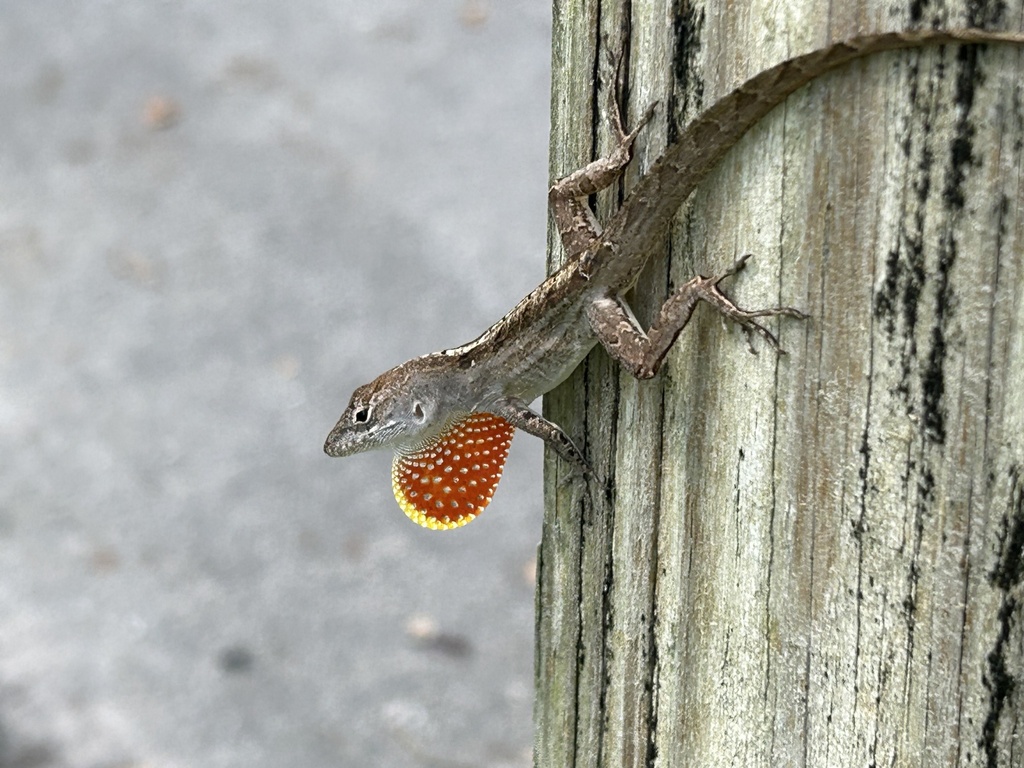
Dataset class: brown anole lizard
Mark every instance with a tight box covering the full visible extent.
[324,28,1024,530]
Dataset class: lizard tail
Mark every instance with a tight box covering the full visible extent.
[604,28,1024,260]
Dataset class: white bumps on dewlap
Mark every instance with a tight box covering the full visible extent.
[391,413,515,530]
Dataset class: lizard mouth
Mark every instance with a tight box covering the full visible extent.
[323,423,384,457]
[323,427,352,457]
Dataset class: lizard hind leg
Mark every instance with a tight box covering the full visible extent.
[587,254,808,380]
[548,99,657,204]
[548,49,657,259]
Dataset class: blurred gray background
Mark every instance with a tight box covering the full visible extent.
[0,1,553,766]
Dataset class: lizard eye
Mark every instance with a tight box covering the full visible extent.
[353,406,371,424]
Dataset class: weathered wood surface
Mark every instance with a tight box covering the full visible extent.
[537,0,1024,766]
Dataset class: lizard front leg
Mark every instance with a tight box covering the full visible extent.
[587,255,808,379]
[492,398,592,475]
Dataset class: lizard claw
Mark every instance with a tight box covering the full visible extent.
[704,254,809,355]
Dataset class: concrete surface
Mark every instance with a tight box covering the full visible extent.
[0,2,552,766]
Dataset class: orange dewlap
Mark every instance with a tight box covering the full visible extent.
[391,412,515,530]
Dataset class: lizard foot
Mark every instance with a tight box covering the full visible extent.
[691,254,808,354]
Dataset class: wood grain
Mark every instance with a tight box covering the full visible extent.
[538,0,1024,765]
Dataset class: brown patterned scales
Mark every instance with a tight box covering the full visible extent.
[325,28,1024,528]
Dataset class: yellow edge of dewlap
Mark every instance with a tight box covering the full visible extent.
[391,467,479,531]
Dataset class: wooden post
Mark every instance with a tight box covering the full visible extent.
[537,0,1024,765]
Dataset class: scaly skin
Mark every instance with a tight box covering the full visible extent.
[324,28,1024,529]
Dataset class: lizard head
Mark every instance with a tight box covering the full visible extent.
[324,358,516,530]
[323,362,440,458]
